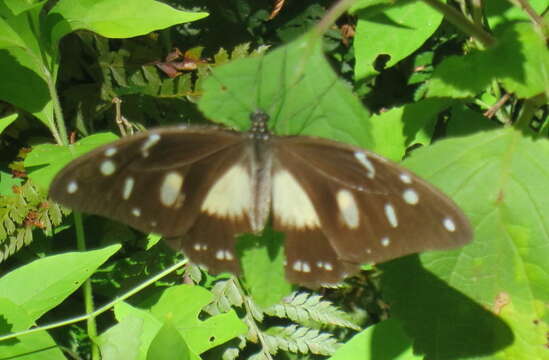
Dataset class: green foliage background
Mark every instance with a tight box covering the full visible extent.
[0,0,547,359]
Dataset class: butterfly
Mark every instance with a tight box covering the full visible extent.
[49,110,473,287]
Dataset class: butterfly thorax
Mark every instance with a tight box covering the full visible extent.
[248,110,272,141]
[246,110,274,233]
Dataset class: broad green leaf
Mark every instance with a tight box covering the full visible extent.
[369,108,407,161]
[1,0,45,16]
[485,0,547,28]
[0,113,17,135]
[47,0,208,45]
[0,298,65,359]
[0,170,23,196]
[329,318,419,360]
[428,23,549,99]
[0,18,26,48]
[0,244,121,320]
[447,104,500,137]
[150,285,247,354]
[487,23,549,98]
[146,321,193,360]
[238,229,291,308]
[110,285,247,358]
[381,128,548,359]
[353,1,442,79]
[199,32,374,150]
[349,0,399,14]
[25,132,118,189]
[99,315,143,360]
[0,4,55,131]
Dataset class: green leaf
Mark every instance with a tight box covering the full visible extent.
[0,4,56,130]
[381,128,548,358]
[238,229,292,308]
[0,243,121,320]
[329,318,419,360]
[25,132,118,189]
[98,315,144,360]
[485,0,547,28]
[0,113,17,135]
[0,18,26,48]
[353,1,442,79]
[1,0,45,16]
[47,0,208,45]
[0,170,22,196]
[108,285,247,358]
[0,298,65,359]
[199,32,374,150]
[147,321,193,360]
[447,104,500,137]
[428,23,549,99]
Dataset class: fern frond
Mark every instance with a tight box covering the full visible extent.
[204,278,244,315]
[265,324,340,356]
[265,291,360,330]
[0,180,69,262]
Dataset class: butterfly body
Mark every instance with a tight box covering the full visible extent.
[50,111,472,287]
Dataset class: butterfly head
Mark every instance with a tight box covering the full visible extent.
[248,110,272,141]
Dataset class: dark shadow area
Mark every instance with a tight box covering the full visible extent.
[377,255,514,359]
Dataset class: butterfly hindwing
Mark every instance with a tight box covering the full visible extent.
[271,135,472,284]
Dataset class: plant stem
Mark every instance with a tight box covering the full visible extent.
[312,0,355,38]
[421,0,496,48]
[73,212,99,360]
[0,258,188,342]
[43,66,68,146]
[234,278,273,360]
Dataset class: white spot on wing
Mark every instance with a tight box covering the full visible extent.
[160,172,184,207]
[403,188,419,205]
[302,262,311,273]
[273,170,320,229]
[67,181,78,194]
[202,165,251,218]
[100,160,116,176]
[141,133,161,158]
[381,236,390,247]
[104,147,117,157]
[400,173,412,184]
[324,262,333,271]
[122,177,135,200]
[336,189,360,229]
[292,260,303,272]
[354,152,375,179]
[384,203,398,228]
[215,249,233,261]
[443,217,456,232]
[132,208,141,217]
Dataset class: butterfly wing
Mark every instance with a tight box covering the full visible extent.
[271,136,472,286]
[49,127,254,274]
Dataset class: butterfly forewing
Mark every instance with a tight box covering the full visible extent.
[271,136,472,286]
[50,127,256,274]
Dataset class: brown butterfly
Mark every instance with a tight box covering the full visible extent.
[49,110,472,287]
